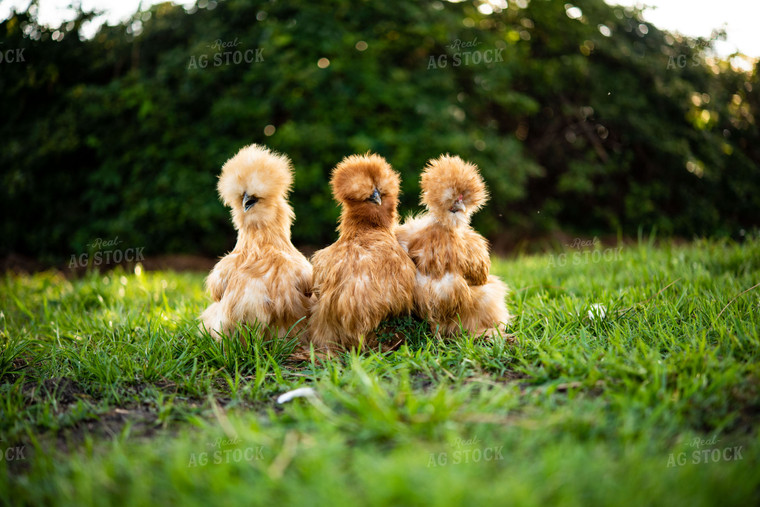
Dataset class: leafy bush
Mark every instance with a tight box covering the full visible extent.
[1,0,758,262]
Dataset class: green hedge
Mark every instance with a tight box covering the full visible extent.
[1,0,758,262]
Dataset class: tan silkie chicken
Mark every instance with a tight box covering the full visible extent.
[308,153,416,350]
[396,155,512,338]
[200,144,312,341]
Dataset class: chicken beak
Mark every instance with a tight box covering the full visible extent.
[242,192,258,212]
[450,197,465,213]
[369,187,382,205]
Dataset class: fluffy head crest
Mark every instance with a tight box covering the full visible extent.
[217,144,294,230]
[331,153,401,231]
[331,153,400,204]
[218,144,293,206]
[420,155,488,221]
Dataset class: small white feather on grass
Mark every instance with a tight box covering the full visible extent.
[588,304,607,321]
[277,387,316,404]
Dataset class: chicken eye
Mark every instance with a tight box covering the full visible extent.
[242,192,259,212]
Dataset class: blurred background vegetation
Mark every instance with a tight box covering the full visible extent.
[1,0,758,264]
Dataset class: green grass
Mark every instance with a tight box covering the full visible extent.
[1,237,759,506]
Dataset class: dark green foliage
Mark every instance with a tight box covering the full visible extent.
[1,0,758,262]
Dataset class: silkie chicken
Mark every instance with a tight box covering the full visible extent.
[396,155,512,338]
[200,144,312,341]
[308,153,416,350]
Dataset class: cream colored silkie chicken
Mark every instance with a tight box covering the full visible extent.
[396,155,512,338]
[200,144,312,341]
[308,153,416,351]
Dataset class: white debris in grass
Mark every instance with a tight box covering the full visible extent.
[277,387,316,404]
[588,304,607,321]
